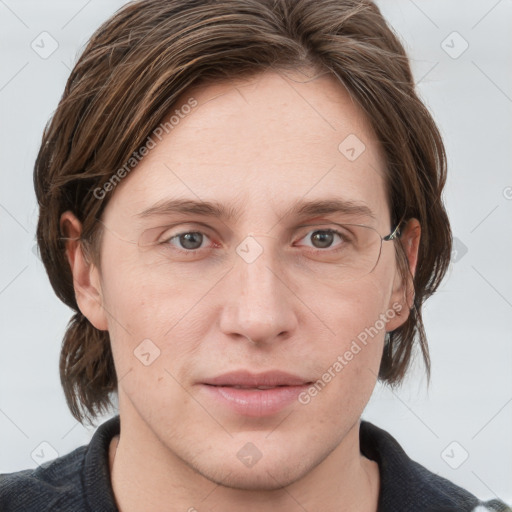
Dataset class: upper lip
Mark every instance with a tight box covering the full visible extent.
[202,370,311,388]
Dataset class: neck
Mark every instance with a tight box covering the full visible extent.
[110,429,379,512]
[108,412,379,512]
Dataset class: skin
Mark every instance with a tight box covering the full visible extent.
[61,69,420,512]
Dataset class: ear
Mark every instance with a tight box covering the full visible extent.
[60,211,108,331]
[386,218,421,331]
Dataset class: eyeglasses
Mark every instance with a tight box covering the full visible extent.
[93,218,403,283]
[284,221,402,281]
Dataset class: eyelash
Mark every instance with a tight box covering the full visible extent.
[160,228,347,256]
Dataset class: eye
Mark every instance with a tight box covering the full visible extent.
[297,228,345,250]
[165,231,211,252]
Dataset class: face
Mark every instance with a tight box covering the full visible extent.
[66,70,414,490]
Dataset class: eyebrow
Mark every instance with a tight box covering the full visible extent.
[136,197,375,222]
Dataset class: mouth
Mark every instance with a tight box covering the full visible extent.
[215,385,289,390]
[200,371,313,417]
[202,370,311,387]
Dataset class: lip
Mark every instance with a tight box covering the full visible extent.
[200,370,312,417]
[202,370,310,387]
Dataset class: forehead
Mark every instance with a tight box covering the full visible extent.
[103,69,390,229]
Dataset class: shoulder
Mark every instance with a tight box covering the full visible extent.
[0,445,88,511]
[0,415,120,512]
[360,420,511,512]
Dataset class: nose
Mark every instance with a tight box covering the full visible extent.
[218,234,298,345]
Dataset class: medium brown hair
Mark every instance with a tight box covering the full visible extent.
[34,0,451,425]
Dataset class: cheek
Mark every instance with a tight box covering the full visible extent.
[100,264,206,413]
[315,267,393,338]
[100,254,215,377]
[102,240,227,321]
[298,273,395,403]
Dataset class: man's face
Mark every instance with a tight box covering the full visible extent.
[89,70,407,489]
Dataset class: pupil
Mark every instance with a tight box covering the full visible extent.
[312,231,333,248]
[180,232,202,249]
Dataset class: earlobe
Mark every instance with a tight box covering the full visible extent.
[386,218,421,331]
[60,211,108,331]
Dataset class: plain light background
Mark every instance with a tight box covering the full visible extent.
[0,0,511,504]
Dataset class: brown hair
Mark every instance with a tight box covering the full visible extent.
[34,0,451,425]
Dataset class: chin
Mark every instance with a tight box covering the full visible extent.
[185,440,319,492]
[197,460,310,492]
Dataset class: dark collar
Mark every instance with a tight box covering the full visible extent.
[359,420,479,511]
[83,415,120,512]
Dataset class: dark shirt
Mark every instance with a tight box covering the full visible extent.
[1,415,510,511]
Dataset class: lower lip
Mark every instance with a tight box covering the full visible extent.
[200,384,309,417]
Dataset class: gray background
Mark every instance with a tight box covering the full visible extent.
[0,0,511,503]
